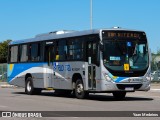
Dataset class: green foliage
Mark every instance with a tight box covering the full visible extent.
[151,48,160,71]
[0,40,12,63]
[157,48,160,55]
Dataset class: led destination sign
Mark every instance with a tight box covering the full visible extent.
[102,31,146,39]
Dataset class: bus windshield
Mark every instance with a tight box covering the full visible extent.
[102,31,149,76]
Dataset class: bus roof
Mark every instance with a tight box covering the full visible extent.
[10,28,144,45]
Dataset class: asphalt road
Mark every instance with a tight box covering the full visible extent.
[0,84,160,120]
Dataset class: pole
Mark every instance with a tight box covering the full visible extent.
[90,0,93,30]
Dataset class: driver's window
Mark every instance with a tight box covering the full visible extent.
[138,44,146,56]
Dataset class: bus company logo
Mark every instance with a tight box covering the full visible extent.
[8,64,14,77]
[53,62,71,71]
[53,62,57,70]
[9,64,14,71]
[128,79,132,82]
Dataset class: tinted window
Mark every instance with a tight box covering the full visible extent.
[20,45,28,62]
[56,40,67,61]
[30,43,42,61]
[68,38,84,60]
[10,46,18,62]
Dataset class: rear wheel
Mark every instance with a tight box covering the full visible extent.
[25,77,41,95]
[112,91,126,100]
[75,79,88,99]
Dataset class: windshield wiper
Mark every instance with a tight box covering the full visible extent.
[133,44,137,55]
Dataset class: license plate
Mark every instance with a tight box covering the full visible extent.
[125,87,134,91]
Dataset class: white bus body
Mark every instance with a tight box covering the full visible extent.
[8,28,151,99]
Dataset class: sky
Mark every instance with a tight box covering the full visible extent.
[0,0,160,53]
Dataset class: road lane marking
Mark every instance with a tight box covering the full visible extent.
[150,95,160,99]
[151,89,160,91]
[0,105,7,108]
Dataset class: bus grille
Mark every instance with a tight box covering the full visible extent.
[116,84,142,90]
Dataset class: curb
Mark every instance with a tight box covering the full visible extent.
[0,84,15,88]
[150,89,160,91]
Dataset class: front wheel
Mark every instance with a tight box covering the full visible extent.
[75,79,88,99]
[112,91,126,100]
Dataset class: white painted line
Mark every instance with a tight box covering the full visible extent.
[0,105,7,108]
[151,89,160,91]
[150,95,160,99]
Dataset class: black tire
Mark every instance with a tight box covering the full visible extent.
[112,91,126,100]
[75,79,88,99]
[25,77,41,95]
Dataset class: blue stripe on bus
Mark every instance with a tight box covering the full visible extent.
[7,63,45,82]
[115,77,128,83]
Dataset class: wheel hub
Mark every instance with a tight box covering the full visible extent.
[77,84,83,93]
[27,81,31,92]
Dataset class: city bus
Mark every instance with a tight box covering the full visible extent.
[7,28,151,100]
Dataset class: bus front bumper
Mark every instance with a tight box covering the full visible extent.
[97,80,150,92]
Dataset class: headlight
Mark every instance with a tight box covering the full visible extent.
[144,73,151,82]
[103,73,112,82]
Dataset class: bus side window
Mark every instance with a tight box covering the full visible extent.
[30,43,42,62]
[56,40,67,61]
[68,38,83,60]
[10,46,18,63]
[86,36,99,65]
[68,41,73,60]
[20,44,28,62]
[92,43,97,64]
[55,48,59,60]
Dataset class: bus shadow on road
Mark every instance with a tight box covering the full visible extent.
[87,94,154,101]
[12,91,154,101]
[40,92,154,101]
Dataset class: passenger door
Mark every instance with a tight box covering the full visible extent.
[87,41,97,90]
[45,44,54,88]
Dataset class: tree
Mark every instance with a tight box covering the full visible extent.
[157,48,160,55]
[0,40,12,63]
[151,48,160,71]
[151,53,157,71]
